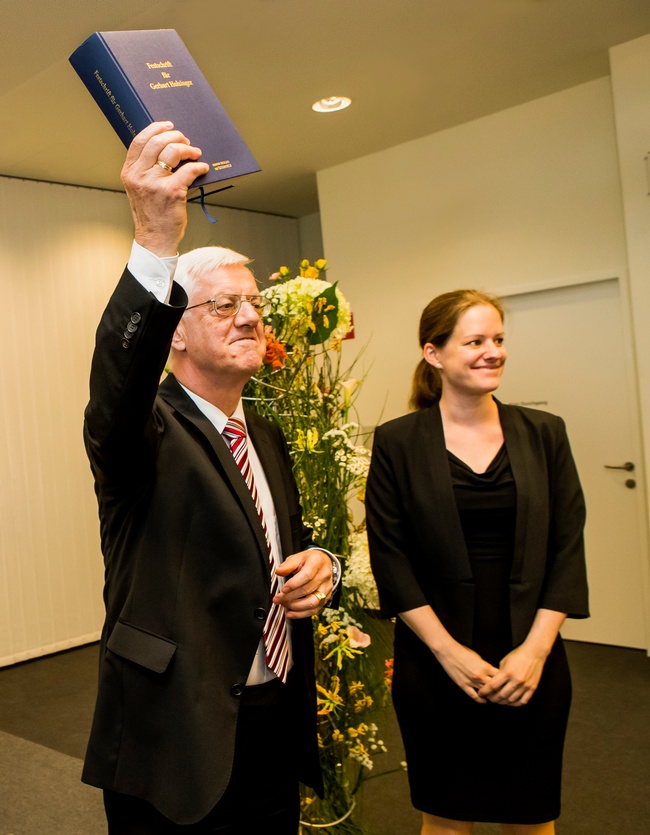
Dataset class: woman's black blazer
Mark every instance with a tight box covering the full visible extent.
[366,400,589,648]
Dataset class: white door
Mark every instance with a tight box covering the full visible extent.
[496,278,649,649]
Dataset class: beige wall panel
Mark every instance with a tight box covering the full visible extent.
[317,77,628,424]
[0,177,300,665]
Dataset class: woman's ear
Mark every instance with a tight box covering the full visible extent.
[423,342,442,369]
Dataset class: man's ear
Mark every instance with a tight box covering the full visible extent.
[423,342,441,368]
[171,324,186,353]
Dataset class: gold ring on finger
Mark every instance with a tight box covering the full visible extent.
[155,159,173,173]
[313,590,327,604]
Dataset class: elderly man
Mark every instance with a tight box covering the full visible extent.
[82,122,337,833]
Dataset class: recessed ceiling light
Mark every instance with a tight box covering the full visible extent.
[312,96,352,113]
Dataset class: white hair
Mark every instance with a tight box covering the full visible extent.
[175,246,253,303]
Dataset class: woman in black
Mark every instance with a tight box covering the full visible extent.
[366,290,589,834]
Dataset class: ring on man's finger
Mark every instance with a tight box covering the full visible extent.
[313,590,327,605]
[155,159,173,173]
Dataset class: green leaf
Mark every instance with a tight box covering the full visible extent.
[308,282,340,345]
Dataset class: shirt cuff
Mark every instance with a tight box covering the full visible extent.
[128,240,179,304]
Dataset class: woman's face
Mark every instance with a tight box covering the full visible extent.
[424,304,506,397]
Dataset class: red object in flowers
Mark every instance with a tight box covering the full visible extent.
[264,333,288,369]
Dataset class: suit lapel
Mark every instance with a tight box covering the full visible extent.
[496,399,531,583]
[157,374,270,563]
[422,406,473,580]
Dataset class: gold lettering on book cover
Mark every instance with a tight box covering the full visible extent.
[145,59,194,90]
[93,70,136,137]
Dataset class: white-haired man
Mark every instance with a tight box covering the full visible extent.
[82,122,337,833]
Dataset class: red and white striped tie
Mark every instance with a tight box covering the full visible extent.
[222,417,289,683]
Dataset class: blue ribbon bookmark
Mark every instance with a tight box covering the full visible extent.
[188,184,236,224]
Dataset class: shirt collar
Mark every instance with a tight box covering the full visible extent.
[178,384,246,435]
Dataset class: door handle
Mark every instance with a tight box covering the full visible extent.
[604,462,635,472]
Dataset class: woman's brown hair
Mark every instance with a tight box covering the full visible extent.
[410,289,504,410]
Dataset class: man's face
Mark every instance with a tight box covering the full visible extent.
[173,265,265,388]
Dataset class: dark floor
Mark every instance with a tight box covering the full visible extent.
[0,639,648,833]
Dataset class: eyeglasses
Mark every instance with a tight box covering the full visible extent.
[185,294,271,319]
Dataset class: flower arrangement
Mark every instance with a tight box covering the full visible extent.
[245,259,366,560]
[244,259,398,833]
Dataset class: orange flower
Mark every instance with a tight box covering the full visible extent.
[264,332,288,369]
[384,658,394,687]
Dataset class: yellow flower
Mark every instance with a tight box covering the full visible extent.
[347,723,368,739]
[332,729,345,743]
[317,733,324,748]
[349,681,365,695]
[297,258,328,279]
[354,694,374,713]
[294,428,321,453]
[279,265,291,278]
[349,742,371,760]
[317,623,329,637]
[316,676,344,715]
[322,632,363,669]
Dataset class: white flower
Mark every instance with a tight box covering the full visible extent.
[345,447,371,477]
[262,277,352,341]
[340,378,360,409]
[322,606,363,629]
[343,529,379,610]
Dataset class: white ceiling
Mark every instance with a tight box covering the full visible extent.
[3,0,650,217]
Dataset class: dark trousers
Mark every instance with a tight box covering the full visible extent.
[104,679,300,834]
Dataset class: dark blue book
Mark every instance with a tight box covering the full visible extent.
[69,29,261,191]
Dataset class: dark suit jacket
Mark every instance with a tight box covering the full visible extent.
[366,401,589,650]
[81,268,322,824]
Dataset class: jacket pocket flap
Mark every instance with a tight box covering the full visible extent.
[107,621,177,674]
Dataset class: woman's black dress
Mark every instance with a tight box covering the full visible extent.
[392,445,571,824]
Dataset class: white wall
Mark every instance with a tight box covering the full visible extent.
[0,176,301,666]
[609,33,650,633]
[317,77,628,424]
[298,212,325,264]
